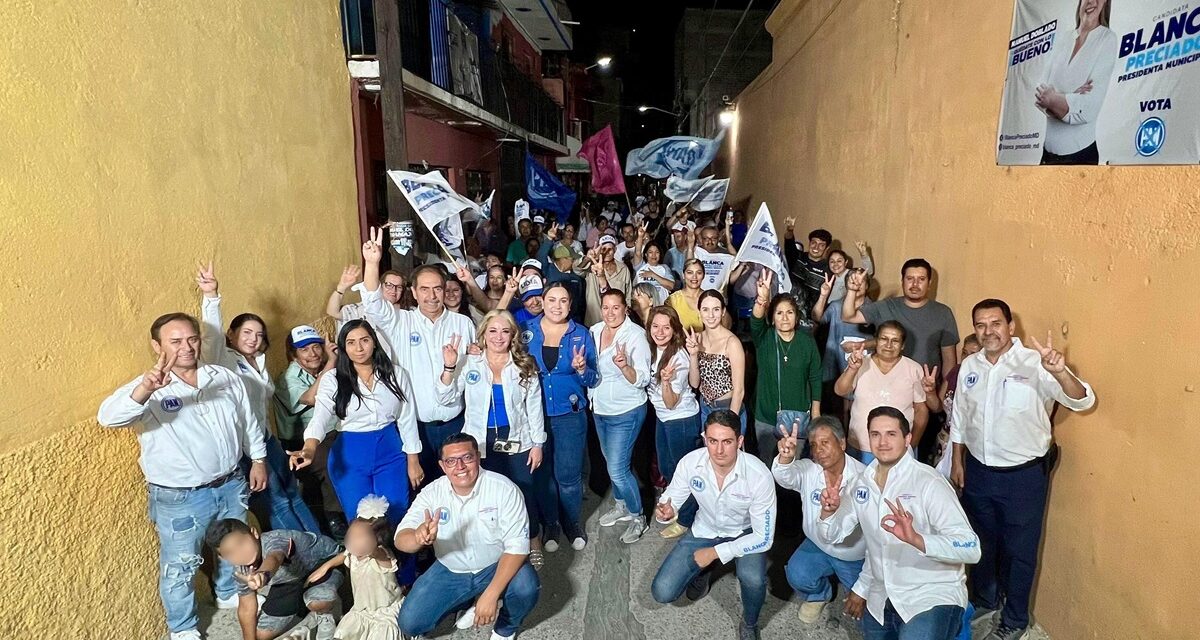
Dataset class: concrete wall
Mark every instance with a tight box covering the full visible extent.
[0,1,358,636]
[725,1,1194,638]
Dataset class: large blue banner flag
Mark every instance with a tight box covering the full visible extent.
[625,129,726,179]
[525,153,577,223]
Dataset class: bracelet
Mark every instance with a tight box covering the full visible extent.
[335,290,345,296]
[443,365,455,371]
[252,458,266,465]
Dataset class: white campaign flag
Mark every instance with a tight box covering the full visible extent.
[733,203,791,293]
[387,170,480,230]
[514,198,531,223]
[479,189,495,220]
[664,175,729,211]
[693,246,735,291]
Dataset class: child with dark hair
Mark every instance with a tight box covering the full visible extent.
[307,496,404,640]
[204,519,343,639]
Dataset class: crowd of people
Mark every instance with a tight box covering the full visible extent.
[99,194,1096,640]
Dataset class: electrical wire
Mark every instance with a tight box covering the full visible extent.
[678,0,757,130]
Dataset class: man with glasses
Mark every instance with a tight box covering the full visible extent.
[396,433,540,640]
[325,265,408,358]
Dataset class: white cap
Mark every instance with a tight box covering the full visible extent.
[288,325,324,348]
[599,234,618,247]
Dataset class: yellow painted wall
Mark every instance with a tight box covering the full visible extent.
[725,1,1195,638]
[0,1,359,637]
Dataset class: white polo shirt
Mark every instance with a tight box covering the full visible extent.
[399,469,529,574]
[659,448,777,565]
[772,453,868,563]
[98,364,268,488]
[949,338,1096,467]
[648,350,699,422]
[818,453,980,624]
[200,295,274,439]
[362,285,475,423]
[589,316,652,416]
[303,369,421,455]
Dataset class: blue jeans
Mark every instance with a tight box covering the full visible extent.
[398,560,541,637]
[785,538,864,602]
[328,427,414,584]
[148,474,249,632]
[651,530,768,627]
[549,410,587,539]
[862,601,963,640]
[698,401,747,435]
[418,414,465,482]
[655,413,701,527]
[242,436,321,533]
[594,404,647,516]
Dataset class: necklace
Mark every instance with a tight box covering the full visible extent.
[778,334,796,363]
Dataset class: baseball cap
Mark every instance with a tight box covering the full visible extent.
[599,234,618,247]
[288,325,324,349]
[520,258,543,272]
[518,274,545,301]
[550,245,572,260]
[533,214,546,225]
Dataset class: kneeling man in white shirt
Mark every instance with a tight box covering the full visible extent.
[395,433,540,640]
[819,406,980,640]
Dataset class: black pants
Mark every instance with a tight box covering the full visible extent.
[1040,142,1099,165]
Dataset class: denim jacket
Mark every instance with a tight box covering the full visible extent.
[524,317,599,417]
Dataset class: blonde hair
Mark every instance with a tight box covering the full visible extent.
[475,310,539,387]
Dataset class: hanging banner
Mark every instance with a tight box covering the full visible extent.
[732,203,791,293]
[693,246,735,291]
[525,153,577,224]
[578,125,627,194]
[664,175,730,211]
[997,1,1200,165]
[387,170,480,228]
[626,130,726,179]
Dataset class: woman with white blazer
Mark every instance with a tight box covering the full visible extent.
[438,309,551,567]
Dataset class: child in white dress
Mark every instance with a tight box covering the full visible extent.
[306,496,404,640]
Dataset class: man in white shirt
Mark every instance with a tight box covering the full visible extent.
[614,222,638,266]
[396,433,540,640]
[651,410,777,640]
[98,312,269,640]
[361,227,475,482]
[949,299,1096,640]
[819,406,980,640]
[771,416,869,625]
[324,263,403,357]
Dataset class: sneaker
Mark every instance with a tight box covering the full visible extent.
[215,593,239,609]
[984,623,1028,640]
[314,612,337,640]
[571,536,587,551]
[738,621,761,640]
[455,606,477,630]
[660,521,688,539]
[490,632,515,640]
[170,631,202,640]
[544,538,560,553]
[619,516,647,544]
[598,504,633,527]
[685,571,711,601]
[798,600,827,623]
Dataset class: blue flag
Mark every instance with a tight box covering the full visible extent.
[525,153,577,224]
[625,129,726,179]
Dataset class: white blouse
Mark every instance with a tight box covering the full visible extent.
[1041,26,1119,155]
[303,369,421,455]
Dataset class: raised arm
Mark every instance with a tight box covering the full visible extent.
[833,345,864,398]
[195,261,225,365]
[327,265,361,320]
[840,270,868,324]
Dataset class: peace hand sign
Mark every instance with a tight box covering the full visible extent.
[881,498,922,548]
[612,342,629,369]
[819,272,834,298]
[854,240,868,255]
[637,223,648,242]
[571,345,587,374]
[195,260,218,296]
[338,264,362,290]
[362,226,384,264]
[1028,331,1066,374]
[504,268,520,293]
[684,328,702,355]
[139,350,178,394]
[846,343,865,370]
[442,334,462,369]
[546,222,560,241]
[819,484,841,516]
[846,269,866,292]
[776,421,802,464]
[920,364,940,395]
[755,270,773,301]
[416,509,441,546]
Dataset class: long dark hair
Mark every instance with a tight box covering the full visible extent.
[646,305,685,382]
[334,320,406,419]
[225,313,270,353]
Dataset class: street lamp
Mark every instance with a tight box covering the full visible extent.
[718,106,737,127]
[638,105,680,116]
[585,56,613,71]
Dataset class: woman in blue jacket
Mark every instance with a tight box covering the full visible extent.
[525,281,599,551]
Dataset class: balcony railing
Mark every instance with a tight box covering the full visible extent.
[341,0,565,145]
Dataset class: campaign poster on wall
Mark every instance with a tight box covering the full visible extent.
[997,0,1200,165]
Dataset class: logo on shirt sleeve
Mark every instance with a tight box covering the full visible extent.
[809,489,822,506]
[964,372,979,389]
[690,476,706,492]
[854,487,869,504]
[160,397,183,413]
[520,330,534,345]
[439,509,450,524]
[409,332,422,346]
[466,371,482,385]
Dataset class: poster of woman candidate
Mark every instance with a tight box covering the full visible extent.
[997,0,1200,165]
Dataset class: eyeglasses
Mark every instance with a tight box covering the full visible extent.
[442,453,477,468]
[383,282,404,291]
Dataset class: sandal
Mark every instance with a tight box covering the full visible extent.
[529,548,546,571]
